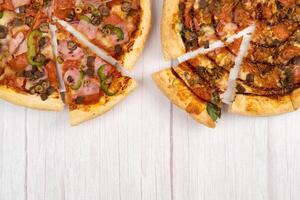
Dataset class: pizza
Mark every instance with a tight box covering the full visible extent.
[161,0,299,60]
[52,0,151,71]
[56,24,137,125]
[0,10,64,111]
[0,0,149,125]
[153,39,242,128]
[156,0,299,128]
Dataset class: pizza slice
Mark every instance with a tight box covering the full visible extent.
[162,0,255,60]
[56,24,137,125]
[153,39,242,128]
[0,15,64,110]
[230,23,300,116]
[52,0,151,71]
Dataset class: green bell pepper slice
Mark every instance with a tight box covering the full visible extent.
[27,29,44,67]
[97,64,117,96]
[70,70,84,90]
[103,24,124,41]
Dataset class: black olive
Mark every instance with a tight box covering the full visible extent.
[0,25,8,39]
[16,70,24,77]
[34,54,46,64]
[67,41,78,51]
[98,5,110,17]
[25,16,34,26]
[65,9,75,22]
[86,56,95,68]
[31,65,38,73]
[18,6,26,13]
[39,23,49,33]
[291,56,300,65]
[35,84,44,93]
[101,26,111,36]
[12,18,23,26]
[91,16,102,26]
[40,93,48,101]
[29,87,36,94]
[199,0,207,9]
[39,37,47,49]
[85,68,94,77]
[246,73,254,83]
[24,70,33,78]
[0,11,3,19]
[115,44,122,55]
[34,70,44,79]
[75,96,84,104]
[236,84,246,94]
[203,41,210,49]
[46,86,54,95]
[67,75,74,84]
[121,1,132,12]
[41,80,50,89]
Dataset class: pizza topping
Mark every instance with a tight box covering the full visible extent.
[0,11,3,19]
[77,19,97,40]
[64,68,84,90]
[121,1,132,13]
[58,40,84,60]
[26,29,45,67]
[11,0,30,9]
[97,64,117,96]
[101,24,124,41]
[67,41,78,51]
[0,25,8,39]
[9,31,24,54]
[98,4,110,17]
[206,103,221,122]
[65,9,76,22]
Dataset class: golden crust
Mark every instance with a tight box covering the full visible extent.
[229,94,295,116]
[152,69,216,128]
[291,88,300,110]
[0,85,64,111]
[161,0,186,60]
[121,0,151,71]
[69,78,137,126]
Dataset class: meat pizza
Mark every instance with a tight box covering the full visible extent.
[56,24,137,125]
[156,0,299,128]
[153,39,242,128]
[52,0,151,71]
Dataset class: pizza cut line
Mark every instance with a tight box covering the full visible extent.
[0,0,150,125]
[155,0,300,128]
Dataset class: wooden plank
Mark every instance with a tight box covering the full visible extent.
[0,102,26,200]
[268,111,300,200]
[172,110,269,200]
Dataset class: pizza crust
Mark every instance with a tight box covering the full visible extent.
[69,78,137,126]
[291,87,300,110]
[121,0,151,71]
[152,69,216,128]
[0,85,64,111]
[161,0,186,60]
[229,94,295,116]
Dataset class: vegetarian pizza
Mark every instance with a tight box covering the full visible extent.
[156,0,299,128]
[0,0,150,125]
[52,0,151,70]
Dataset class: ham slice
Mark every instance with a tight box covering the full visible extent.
[76,78,100,96]
[77,20,97,40]
[64,68,82,86]
[58,41,84,61]
[15,39,27,56]
[9,32,24,54]
[11,0,30,8]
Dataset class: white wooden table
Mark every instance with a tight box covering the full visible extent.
[1,1,300,200]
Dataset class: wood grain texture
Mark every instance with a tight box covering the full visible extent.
[1,1,300,200]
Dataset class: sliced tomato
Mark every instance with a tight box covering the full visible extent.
[8,53,28,71]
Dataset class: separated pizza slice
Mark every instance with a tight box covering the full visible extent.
[56,24,137,126]
[53,0,151,71]
[0,15,64,110]
[152,68,216,128]
[153,39,242,128]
